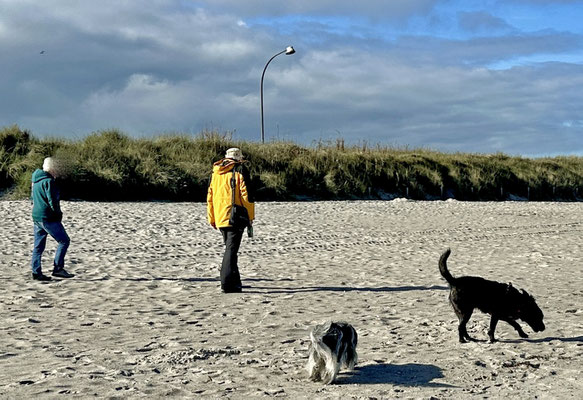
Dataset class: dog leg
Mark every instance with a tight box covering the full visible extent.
[505,319,529,338]
[344,347,358,370]
[488,316,500,342]
[321,352,339,384]
[345,327,358,370]
[313,362,326,382]
[307,351,322,381]
[307,345,327,382]
[457,311,475,343]
[452,297,476,343]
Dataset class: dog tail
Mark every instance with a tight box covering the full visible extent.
[439,248,456,285]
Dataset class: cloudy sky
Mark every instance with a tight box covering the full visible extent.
[1,0,582,156]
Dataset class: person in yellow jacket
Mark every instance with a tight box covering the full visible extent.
[207,148,255,293]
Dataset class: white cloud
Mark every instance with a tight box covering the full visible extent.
[199,40,258,61]
[81,74,189,132]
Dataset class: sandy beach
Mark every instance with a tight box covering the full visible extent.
[0,199,582,399]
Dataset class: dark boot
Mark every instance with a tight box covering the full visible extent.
[32,273,52,281]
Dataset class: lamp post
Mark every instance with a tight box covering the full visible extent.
[260,46,295,143]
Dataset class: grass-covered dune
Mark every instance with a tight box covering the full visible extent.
[1,124,582,202]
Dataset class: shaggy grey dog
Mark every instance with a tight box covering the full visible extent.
[439,248,545,343]
[306,321,358,384]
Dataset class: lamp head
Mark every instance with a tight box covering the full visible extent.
[285,46,295,55]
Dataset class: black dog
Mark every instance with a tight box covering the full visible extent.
[439,248,545,343]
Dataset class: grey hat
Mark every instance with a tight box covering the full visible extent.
[225,148,243,161]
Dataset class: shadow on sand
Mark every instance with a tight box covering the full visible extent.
[336,363,454,387]
[502,335,583,344]
[243,284,448,294]
[123,277,218,283]
[77,276,448,295]
[80,276,219,283]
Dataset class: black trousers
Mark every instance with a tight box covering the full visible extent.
[220,227,244,291]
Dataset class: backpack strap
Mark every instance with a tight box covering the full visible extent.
[230,164,239,206]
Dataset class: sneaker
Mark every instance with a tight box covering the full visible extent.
[52,269,75,278]
[32,273,52,281]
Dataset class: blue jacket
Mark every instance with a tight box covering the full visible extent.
[31,169,62,222]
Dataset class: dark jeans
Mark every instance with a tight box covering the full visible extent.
[220,227,244,291]
[31,221,70,275]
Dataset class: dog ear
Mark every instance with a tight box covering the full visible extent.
[506,282,513,294]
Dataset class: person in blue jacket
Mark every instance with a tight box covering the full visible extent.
[30,157,74,281]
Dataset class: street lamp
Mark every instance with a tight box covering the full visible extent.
[260,46,295,143]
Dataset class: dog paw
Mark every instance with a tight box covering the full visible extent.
[519,332,529,338]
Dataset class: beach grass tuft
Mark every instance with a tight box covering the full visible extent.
[1,125,581,201]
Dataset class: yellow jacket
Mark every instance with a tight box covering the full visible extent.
[207,159,255,228]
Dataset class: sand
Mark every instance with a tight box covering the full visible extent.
[0,199,582,399]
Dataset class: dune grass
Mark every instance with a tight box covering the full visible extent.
[1,124,581,201]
